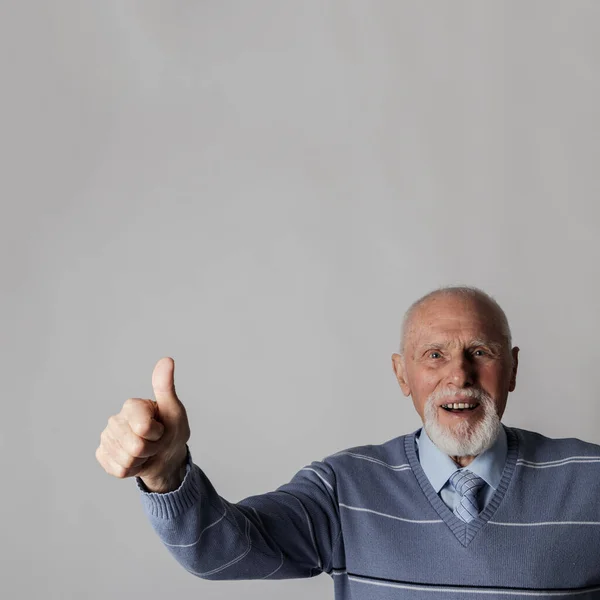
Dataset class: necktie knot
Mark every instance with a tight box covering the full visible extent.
[449,469,486,523]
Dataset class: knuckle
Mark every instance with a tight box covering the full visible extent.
[101,428,116,450]
[131,419,150,437]
[114,464,128,479]
[126,400,155,425]
[122,453,136,469]
[128,437,146,458]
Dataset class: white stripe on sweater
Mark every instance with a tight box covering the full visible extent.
[291,494,322,570]
[348,576,600,596]
[193,518,252,577]
[517,456,600,469]
[330,451,412,471]
[261,547,285,579]
[340,503,443,524]
[249,506,286,579]
[301,468,334,491]
[178,504,285,579]
[489,520,600,527]
[163,506,227,547]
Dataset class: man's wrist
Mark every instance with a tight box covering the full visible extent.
[147,473,184,494]
[141,452,188,493]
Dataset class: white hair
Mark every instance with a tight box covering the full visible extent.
[399,285,512,355]
[423,387,502,456]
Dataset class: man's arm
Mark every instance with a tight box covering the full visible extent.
[137,445,341,580]
[95,357,341,581]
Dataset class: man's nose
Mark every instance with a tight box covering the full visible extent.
[446,354,476,387]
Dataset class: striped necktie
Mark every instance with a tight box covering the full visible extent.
[449,469,486,523]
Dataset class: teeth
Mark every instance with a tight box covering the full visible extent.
[441,403,478,410]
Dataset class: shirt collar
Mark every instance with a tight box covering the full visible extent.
[415,425,507,493]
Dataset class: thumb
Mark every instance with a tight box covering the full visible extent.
[151,357,184,424]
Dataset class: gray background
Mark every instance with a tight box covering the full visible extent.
[3,1,600,599]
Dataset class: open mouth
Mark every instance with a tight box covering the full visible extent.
[440,402,479,413]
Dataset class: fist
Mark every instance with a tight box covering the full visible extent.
[96,357,191,493]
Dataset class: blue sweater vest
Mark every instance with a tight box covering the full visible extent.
[137,425,600,598]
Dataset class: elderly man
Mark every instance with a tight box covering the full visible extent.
[96,286,600,598]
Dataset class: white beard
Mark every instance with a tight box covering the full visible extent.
[422,387,502,457]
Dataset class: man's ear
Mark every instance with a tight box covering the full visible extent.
[391,353,411,397]
[508,347,519,392]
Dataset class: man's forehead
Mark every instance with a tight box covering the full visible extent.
[411,323,497,345]
[405,297,504,348]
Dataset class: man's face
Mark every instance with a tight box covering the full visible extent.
[392,295,519,455]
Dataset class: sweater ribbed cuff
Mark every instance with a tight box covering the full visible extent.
[135,445,203,519]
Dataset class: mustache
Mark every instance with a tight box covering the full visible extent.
[427,387,492,404]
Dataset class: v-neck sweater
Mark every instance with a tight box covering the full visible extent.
[137,425,600,598]
[415,425,507,512]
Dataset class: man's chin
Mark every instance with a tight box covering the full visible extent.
[425,429,474,457]
[424,418,500,457]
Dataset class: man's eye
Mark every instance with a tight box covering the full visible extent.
[429,352,441,359]
[473,349,486,356]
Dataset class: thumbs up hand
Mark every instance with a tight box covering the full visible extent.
[96,357,191,493]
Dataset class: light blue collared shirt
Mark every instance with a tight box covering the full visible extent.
[415,425,507,512]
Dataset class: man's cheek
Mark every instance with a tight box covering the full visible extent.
[422,374,441,393]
